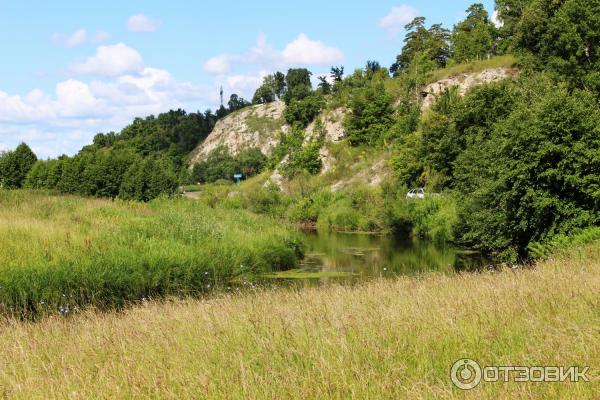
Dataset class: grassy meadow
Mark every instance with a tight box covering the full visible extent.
[0,242,598,398]
[0,190,302,317]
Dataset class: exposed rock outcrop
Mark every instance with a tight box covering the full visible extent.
[190,101,287,164]
[420,67,519,112]
[304,107,348,145]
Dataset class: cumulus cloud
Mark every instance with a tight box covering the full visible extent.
[379,5,419,36]
[203,33,344,77]
[0,64,213,157]
[70,43,144,76]
[226,71,268,94]
[55,80,102,117]
[127,14,159,32]
[281,34,344,65]
[52,29,111,48]
[204,54,233,75]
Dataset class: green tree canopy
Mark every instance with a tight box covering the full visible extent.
[0,143,37,189]
[451,3,497,62]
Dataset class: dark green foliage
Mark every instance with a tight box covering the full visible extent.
[282,142,322,177]
[252,83,276,104]
[227,94,250,112]
[390,17,451,76]
[495,0,534,48]
[453,78,600,258]
[513,0,600,90]
[100,109,217,165]
[23,159,64,190]
[284,94,325,128]
[343,82,393,146]
[281,120,326,178]
[451,3,497,63]
[191,147,267,184]
[268,128,305,169]
[81,149,136,198]
[330,66,344,82]
[317,76,331,94]
[18,96,251,200]
[119,158,178,201]
[0,143,37,189]
[252,72,288,104]
[283,68,313,105]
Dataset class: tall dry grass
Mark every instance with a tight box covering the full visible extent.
[0,243,598,399]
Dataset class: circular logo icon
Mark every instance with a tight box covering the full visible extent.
[451,359,482,390]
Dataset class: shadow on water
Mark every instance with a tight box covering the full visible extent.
[265,230,490,283]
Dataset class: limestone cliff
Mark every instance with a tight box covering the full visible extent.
[189,101,287,164]
[420,67,519,111]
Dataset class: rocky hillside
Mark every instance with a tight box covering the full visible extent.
[189,67,518,180]
[420,67,519,111]
[189,102,287,164]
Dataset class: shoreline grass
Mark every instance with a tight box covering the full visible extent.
[0,190,302,318]
[0,243,598,398]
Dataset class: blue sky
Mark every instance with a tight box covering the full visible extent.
[0,0,495,158]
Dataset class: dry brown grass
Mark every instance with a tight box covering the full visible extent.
[0,245,599,399]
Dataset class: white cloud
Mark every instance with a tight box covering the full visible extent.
[71,43,144,76]
[127,14,159,32]
[0,63,214,158]
[203,33,344,77]
[55,80,102,117]
[281,34,344,65]
[204,54,233,75]
[226,71,267,94]
[52,29,111,47]
[379,5,419,36]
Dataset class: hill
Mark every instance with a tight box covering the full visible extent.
[189,64,518,190]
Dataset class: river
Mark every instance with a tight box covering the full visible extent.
[266,230,490,282]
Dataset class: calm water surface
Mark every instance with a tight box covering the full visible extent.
[290,230,489,281]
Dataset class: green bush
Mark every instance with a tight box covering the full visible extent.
[343,82,394,146]
[284,94,325,128]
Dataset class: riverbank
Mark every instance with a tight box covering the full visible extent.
[0,191,302,317]
[1,242,598,399]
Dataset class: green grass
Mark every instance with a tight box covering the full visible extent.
[245,114,286,135]
[427,55,518,83]
[0,190,303,318]
[528,226,600,259]
[0,242,598,398]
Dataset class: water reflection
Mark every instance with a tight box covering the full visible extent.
[295,230,489,280]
